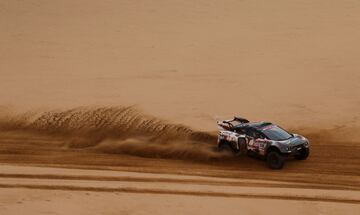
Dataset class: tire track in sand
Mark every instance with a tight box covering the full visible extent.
[0,183,359,204]
[0,165,359,204]
[0,173,358,191]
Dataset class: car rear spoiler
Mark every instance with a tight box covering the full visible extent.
[217,116,249,131]
[233,116,250,123]
[223,116,249,124]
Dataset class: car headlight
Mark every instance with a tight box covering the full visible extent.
[304,141,310,147]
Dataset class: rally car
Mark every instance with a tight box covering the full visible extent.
[217,116,310,169]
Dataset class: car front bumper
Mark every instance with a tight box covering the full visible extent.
[285,142,310,155]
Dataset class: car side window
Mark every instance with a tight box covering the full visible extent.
[246,129,264,139]
[246,129,256,138]
[254,132,262,139]
[257,132,266,139]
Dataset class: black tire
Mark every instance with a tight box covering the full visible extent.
[238,138,247,154]
[294,148,310,160]
[218,142,235,155]
[266,151,285,169]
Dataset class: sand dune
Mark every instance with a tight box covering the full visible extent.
[1,0,360,130]
[1,0,360,214]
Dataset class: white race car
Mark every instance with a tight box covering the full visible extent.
[217,116,310,169]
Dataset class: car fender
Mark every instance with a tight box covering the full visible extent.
[218,131,245,150]
[267,141,288,154]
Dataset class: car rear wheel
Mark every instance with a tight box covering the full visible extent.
[266,151,285,169]
[294,148,309,160]
[218,142,235,155]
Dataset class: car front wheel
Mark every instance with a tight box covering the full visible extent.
[266,151,285,169]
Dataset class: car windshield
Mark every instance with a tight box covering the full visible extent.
[261,125,292,141]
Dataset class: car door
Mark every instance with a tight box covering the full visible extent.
[246,129,265,153]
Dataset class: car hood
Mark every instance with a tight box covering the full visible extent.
[276,134,308,146]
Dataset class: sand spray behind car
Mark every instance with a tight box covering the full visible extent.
[0,105,354,162]
[0,106,228,161]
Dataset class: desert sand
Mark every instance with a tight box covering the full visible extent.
[0,0,360,214]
